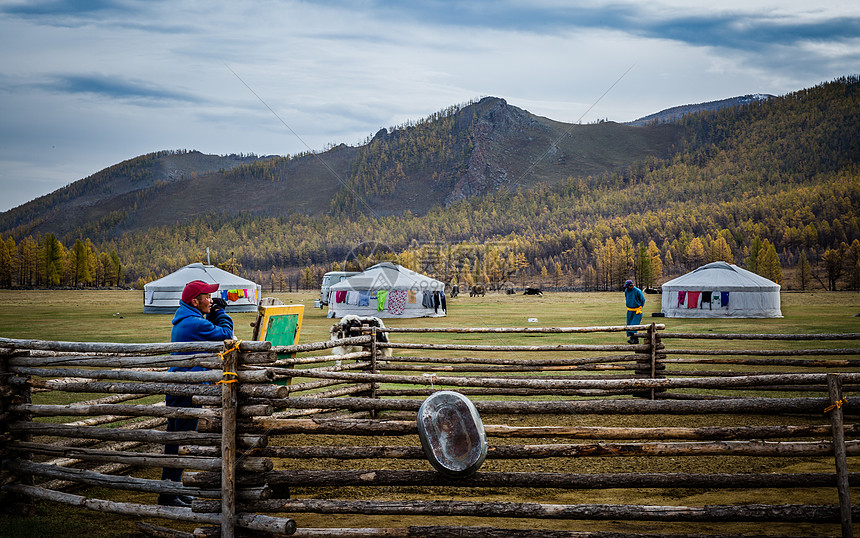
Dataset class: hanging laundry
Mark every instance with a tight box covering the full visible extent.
[422,291,434,309]
[686,291,701,309]
[221,289,229,301]
[346,291,360,305]
[377,290,389,311]
[227,290,239,302]
[388,290,407,315]
[407,290,417,304]
[678,291,687,307]
[721,291,730,307]
[358,290,370,306]
[335,290,347,304]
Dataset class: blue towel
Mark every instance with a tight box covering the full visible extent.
[720,291,729,307]
[358,290,370,306]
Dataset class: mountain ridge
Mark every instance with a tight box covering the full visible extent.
[1,95,707,240]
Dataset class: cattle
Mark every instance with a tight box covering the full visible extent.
[469,285,486,297]
[506,288,516,295]
[523,287,543,296]
[330,315,393,357]
[450,285,459,297]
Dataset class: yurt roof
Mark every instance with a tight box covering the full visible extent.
[662,261,779,292]
[329,262,444,291]
[144,263,258,291]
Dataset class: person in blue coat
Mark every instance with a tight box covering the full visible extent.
[158,280,233,507]
[623,279,645,344]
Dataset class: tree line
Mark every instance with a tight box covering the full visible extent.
[0,233,122,288]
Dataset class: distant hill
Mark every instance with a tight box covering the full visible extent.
[626,94,774,126]
[0,97,681,241]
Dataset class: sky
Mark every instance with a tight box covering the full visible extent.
[1,1,858,213]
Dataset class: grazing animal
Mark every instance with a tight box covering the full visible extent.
[469,285,486,297]
[506,288,516,295]
[523,287,543,296]
[330,315,393,357]
[450,285,459,298]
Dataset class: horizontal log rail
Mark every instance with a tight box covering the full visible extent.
[10,365,275,384]
[26,378,289,399]
[8,422,266,447]
[193,497,859,523]
[186,469,860,491]
[254,368,860,392]
[1,484,296,534]
[244,439,860,460]
[233,417,860,437]
[5,460,270,500]
[374,324,666,334]
[374,354,645,366]
[662,348,860,356]
[381,342,656,352]
[659,333,860,340]
[8,441,272,473]
[226,395,841,416]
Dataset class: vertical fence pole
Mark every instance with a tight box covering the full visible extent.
[827,373,853,538]
[221,341,239,538]
[369,327,378,419]
[648,323,657,400]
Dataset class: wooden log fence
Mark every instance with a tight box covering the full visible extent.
[0,326,857,537]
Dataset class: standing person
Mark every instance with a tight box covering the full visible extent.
[623,279,645,344]
[158,280,233,507]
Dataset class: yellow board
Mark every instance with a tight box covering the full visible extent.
[252,304,304,345]
[252,304,304,386]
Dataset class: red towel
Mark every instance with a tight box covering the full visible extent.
[687,291,701,308]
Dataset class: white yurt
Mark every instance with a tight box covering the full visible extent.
[328,262,446,319]
[661,261,782,318]
[143,262,261,314]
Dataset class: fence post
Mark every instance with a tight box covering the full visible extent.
[0,348,36,516]
[369,327,378,419]
[220,340,239,538]
[826,373,853,538]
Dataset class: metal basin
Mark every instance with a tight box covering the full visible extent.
[417,390,488,477]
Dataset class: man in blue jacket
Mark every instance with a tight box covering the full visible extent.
[624,279,645,344]
[158,280,234,507]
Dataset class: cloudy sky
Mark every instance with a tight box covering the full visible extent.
[1,1,858,212]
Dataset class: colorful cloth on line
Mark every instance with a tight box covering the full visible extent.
[407,290,417,304]
[377,290,389,311]
[358,290,370,306]
[677,291,686,307]
[686,291,701,309]
[388,290,407,315]
[335,290,347,303]
[346,291,360,305]
[721,291,730,307]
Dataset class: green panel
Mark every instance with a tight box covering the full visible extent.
[266,314,299,346]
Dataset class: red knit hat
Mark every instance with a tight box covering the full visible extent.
[181,280,219,304]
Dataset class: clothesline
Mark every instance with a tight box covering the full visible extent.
[677,290,729,309]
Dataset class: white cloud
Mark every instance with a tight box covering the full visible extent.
[1,0,858,211]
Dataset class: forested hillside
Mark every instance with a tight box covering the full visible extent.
[1,77,858,292]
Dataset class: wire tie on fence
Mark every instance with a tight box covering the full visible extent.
[422,372,437,389]
[219,340,243,361]
[824,399,845,413]
[217,371,239,385]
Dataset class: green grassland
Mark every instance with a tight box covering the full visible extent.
[0,289,858,536]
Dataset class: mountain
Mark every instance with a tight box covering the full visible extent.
[625,94,774,126]
[0,97,681,240]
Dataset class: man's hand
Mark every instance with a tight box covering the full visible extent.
[211,297,228,311]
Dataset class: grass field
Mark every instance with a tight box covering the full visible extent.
[0,289,858,537]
